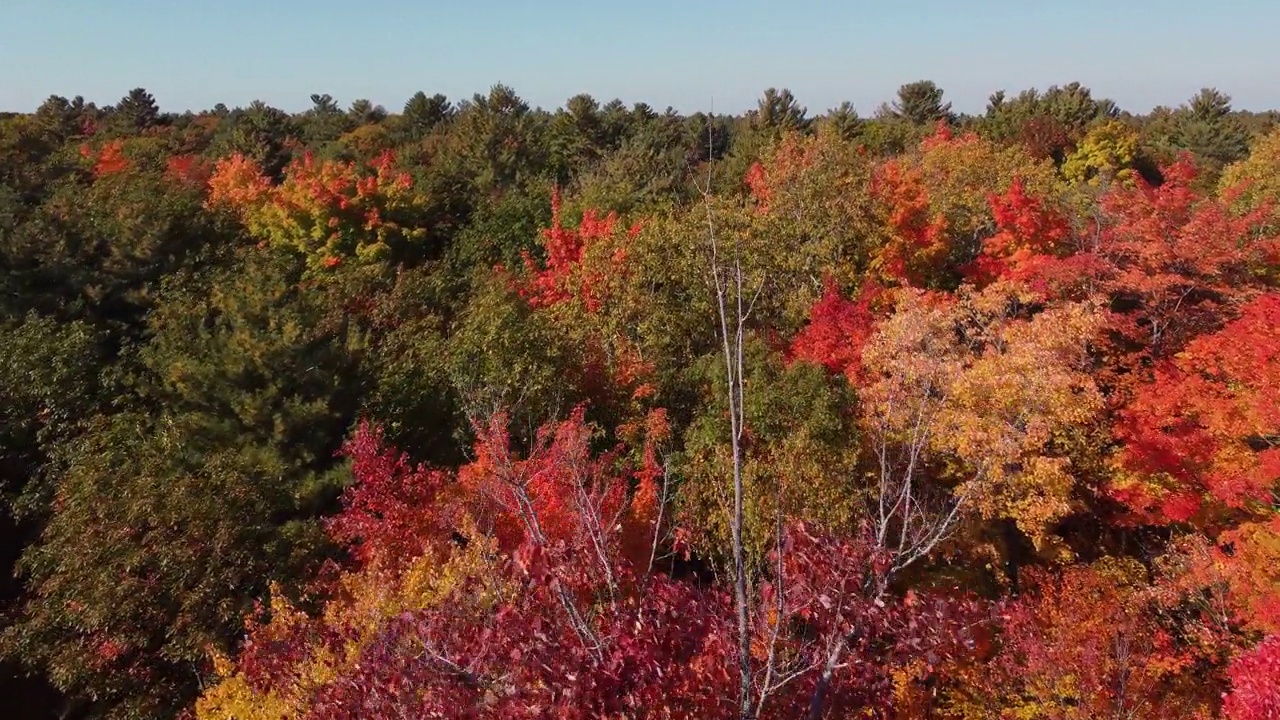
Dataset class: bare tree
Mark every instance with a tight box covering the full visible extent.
[803,293,977,719]
[805,360,968,719]
[698,105,767,720]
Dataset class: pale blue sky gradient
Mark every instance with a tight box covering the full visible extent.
[2,0,1276,115]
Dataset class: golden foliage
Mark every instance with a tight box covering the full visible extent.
[195,534,505,720]
[1219,126,1280,234]
[861,281,1105,552]
[1062,119,1140,187]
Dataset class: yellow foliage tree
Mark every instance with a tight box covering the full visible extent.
[860,280,1106,557]
[1219,126,1280,234]
[1062,119,1140,187]
[206,150,430,276]
[195,534,507,720]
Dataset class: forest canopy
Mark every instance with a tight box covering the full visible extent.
[1,81,1279,719]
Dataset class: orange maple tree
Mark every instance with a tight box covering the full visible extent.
[206,150,428,274]
[1115,293,1280,525]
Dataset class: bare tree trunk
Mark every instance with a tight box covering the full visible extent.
[806,636,845,720]
[701,109,754,720]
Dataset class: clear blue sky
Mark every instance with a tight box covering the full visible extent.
[2,0,1276,115]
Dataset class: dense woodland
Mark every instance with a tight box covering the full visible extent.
[1,80,1279,719]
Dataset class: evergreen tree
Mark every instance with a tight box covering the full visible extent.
[451,83,545,195]
[348,98,387,125]
[115,88,159,131]
[402,91,454,139]
[750,87,810,134]
[888,80,954,125]
[301,93,350,145]
[310,92,340,115]
[685,111,733,163]
[32,96,88,140]
[228,101,296,180]
[823,101,863,142]
[1163,88,1251,175]
[547,93,605,180]
[5,249,361,720]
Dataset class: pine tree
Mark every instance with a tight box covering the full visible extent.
[751,87,810,134]
[889,80,954,126]
[302,93,350,145]
[1170,88,1251,175]
[348,98,388,125]
[115,87,159,131]
[402,91,453,138]
[229,101,295,180]
[823,102,862,142]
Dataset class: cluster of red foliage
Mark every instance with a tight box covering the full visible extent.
[788,275,884,385]
[964,178,1072,288]
[220,405,995,719]
[165,154,215,187]
[79,139,131,177]
[1069,159,1279,403]
[775,132,1280,718]
[515,190,659,408]
[978,562,1206,718]
[1223,635,1280,720]
[326,422,456,570]
[195,123,1280,720]
[1116,293,1280,524]
[870,158,950,284]
[520,187,640,312]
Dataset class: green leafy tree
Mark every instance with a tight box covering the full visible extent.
[362,306,459,463]
[4,249,361,719]
[309,93,339,114]
[981,82,1119,161]
[0,315,102,507]
[677,338,861,562]
[445,272,578,439]
[444,187,552,283]
[0,116,77,215]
